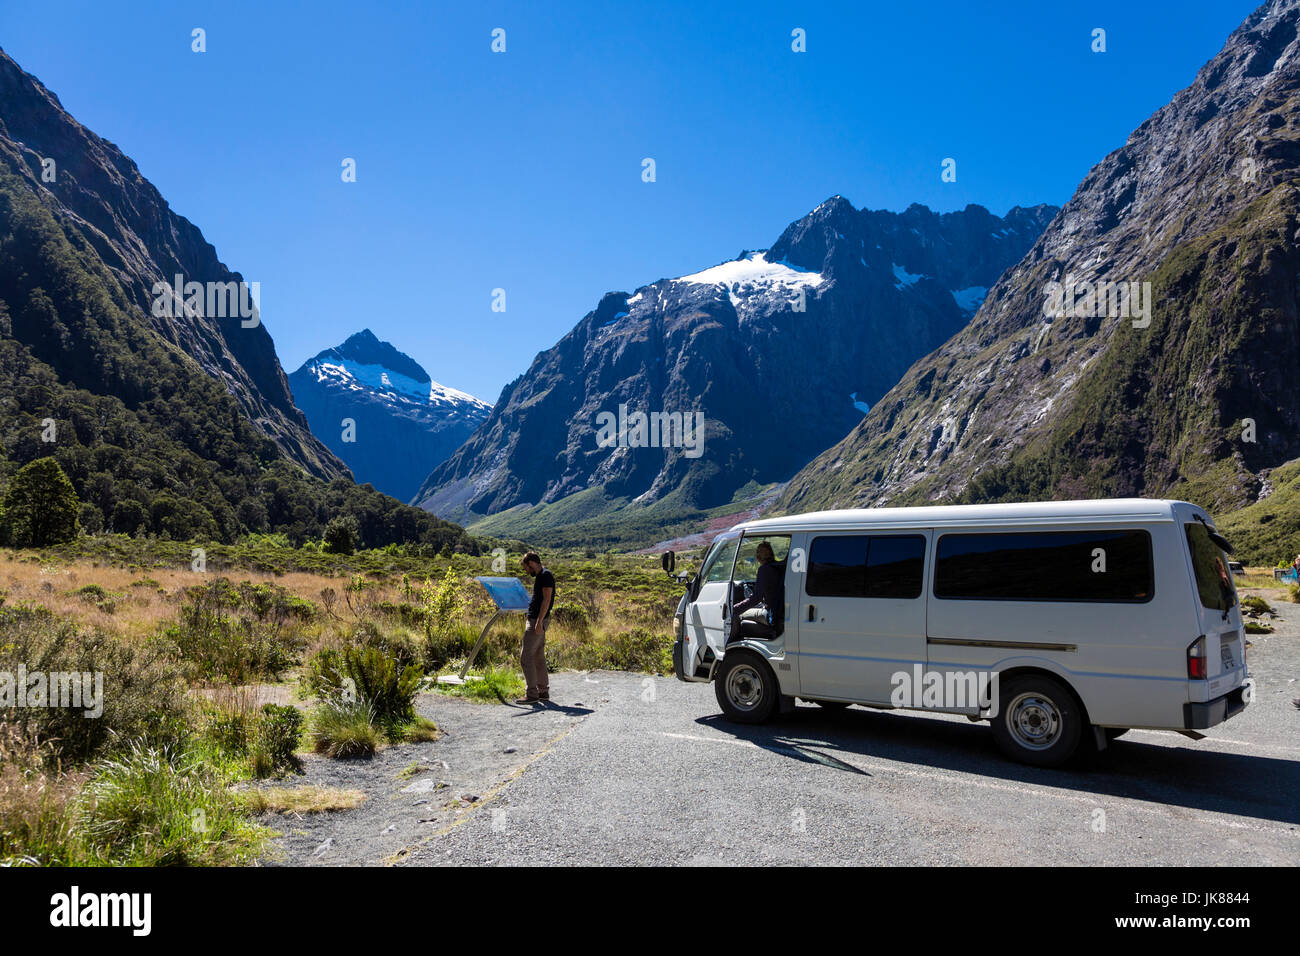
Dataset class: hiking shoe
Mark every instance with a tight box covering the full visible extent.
[538,692,551,701]
[514,695,541,705]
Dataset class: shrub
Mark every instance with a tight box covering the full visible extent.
[201,704,253,759]
[167,578,307,682]
[353,620,423,670]
[302,643,422,730]
[325,645,422,731]
[544,619,673,674]
[309,699,379,759]
[422,621,479,673]
[301,646,345,700]
[551,602,593,635]
[1240,595,1273,614]
[249,704,304,778]
[74,583,120,613]
[0,606,188,764]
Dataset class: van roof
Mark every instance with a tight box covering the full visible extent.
[731,498,1192,534]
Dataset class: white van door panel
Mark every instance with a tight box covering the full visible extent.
[682,532,740,677]
[797,531,930,704]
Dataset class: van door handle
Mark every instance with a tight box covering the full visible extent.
[807,604,816,622]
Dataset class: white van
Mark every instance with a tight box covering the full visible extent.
[667,499,1250,766]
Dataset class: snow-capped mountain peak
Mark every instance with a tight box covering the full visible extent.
[288,331,491,502]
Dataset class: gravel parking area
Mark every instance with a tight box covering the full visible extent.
[262,601,1300,866]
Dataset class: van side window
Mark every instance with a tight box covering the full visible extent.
[807,535,925,598]
[934,530,1153,602]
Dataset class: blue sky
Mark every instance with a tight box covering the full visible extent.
[0,0,1260,402]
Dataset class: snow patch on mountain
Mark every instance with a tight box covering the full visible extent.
[676,252,824,289]
[951,285,988,313]
[892,263,925,287]
[307,359,487,411]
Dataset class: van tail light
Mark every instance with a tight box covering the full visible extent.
[1187,635,1207,680]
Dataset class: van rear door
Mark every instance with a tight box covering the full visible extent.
[1181,510,1247,701]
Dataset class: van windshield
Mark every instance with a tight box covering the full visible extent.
[1185,522,1236,614]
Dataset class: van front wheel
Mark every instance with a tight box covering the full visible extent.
[715,653,778,724]
[991,675,1082,767]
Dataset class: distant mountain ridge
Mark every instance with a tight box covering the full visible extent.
[290,330,490,502]
[414,197,1058,538]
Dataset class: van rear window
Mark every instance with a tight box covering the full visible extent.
[934,530,1153,602]
[1185,523,1236,613]
[807,535,925,598]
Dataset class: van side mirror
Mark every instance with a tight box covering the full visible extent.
[661,550,675,574]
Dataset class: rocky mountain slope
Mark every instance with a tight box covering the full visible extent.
[414,199,1056,535]
[0,47,475,549]
[289,330,490,502]
[0,47,342,479]
[779,0,1300,564]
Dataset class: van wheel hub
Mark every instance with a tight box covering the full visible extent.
[1008,693,1062,750]
[726,664,764,711]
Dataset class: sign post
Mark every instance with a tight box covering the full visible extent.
[436,576,533,685]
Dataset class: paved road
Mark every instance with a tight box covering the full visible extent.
[401,604,1300,866]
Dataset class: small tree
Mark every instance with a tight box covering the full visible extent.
[322,515,359,555]
[420,567,462,638]
[0,457,80,547]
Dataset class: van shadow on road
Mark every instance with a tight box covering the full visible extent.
[697,705,1300,828]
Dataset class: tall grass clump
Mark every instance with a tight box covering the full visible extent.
[0,726,80,866]
[76,741,267,865]
[308,699,380,758]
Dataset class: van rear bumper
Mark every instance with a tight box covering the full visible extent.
[1183,685,1248,730]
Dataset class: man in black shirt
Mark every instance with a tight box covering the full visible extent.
[519,551,556,704]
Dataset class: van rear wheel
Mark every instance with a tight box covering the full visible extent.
[715,653,778,724]
[991,675,1082,767]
